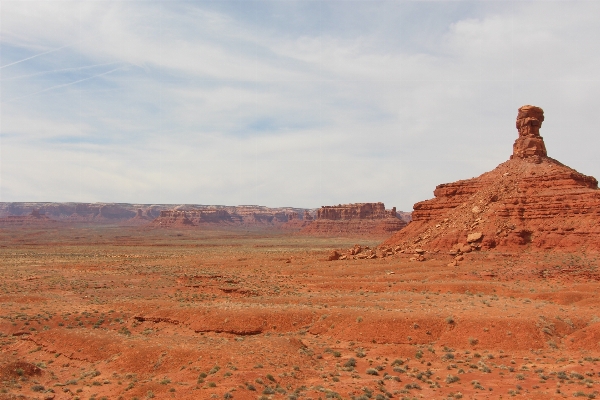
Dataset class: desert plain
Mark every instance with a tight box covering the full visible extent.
[2,224,600,400]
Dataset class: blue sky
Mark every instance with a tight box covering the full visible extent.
[1,1,600,210]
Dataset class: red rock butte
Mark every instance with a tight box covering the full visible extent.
[301,202,407,235]
[383,105,600,252]
[151,206,308,228]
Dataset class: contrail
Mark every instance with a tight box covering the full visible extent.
[2,65,126,103]
[0,35,100,69]
[1,62,120,81]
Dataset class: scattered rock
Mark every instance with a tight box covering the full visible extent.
[328,251,341,261]
[459,245,472,253]
[467,232,483,243]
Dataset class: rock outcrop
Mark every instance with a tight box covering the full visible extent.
[301,203,407,236]
[383,105,600,252]
[512,105,547,161]
[0,203,313,229]
[317,203,397,220]
[151,206,312,228]
[0,209,56,226]
[0,202,163,222]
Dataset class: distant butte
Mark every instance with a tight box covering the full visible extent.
[301,202,407,236]
[383,105,600,253]
[151,206,311,228]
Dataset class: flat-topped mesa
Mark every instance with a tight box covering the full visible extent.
[511,105,547,161]
[317,203,396,220]
[301,203,406,236]
[152,205,314,228]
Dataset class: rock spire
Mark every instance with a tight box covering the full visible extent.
[511,105,547,161]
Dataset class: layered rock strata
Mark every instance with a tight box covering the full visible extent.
[512,105,548,161]
[151,206,312,228]
[302,203,406,236]
[0,209,56,226]
[0,203,312,228]
[0,203,164,222]
[383,105,600,252]
[317,203,397,220]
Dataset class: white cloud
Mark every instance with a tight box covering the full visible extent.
[1,1,600,210]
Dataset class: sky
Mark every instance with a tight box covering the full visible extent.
[1,1,599,210]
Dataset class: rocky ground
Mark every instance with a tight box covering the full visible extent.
[1,225,600,400]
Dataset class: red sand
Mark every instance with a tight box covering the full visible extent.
[1,225,599,400]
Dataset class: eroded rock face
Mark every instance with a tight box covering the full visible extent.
[0,202,165,221]
[152,206,312,228]
[0,209,56,226]
[383,105,600,252]
[317,203,397,220]
[303,211,314,221]
[302,203,406,235]
[512,105,547,161]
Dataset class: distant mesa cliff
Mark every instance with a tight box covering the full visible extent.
[301,202,407,236]
[0,209,56,226]
[317,202,397,220]
[151,205,313,228]
[0,203,315,228]
[0,201,411,233]
[0,202,163,222]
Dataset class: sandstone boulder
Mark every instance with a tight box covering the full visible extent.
[328,251,341,261]
[467,232,483,243]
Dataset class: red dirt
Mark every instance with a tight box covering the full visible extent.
[1,225,600,400]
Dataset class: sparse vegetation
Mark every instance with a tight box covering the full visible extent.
[3,223,599,398]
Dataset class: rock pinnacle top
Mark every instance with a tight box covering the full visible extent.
[512,105,547,161]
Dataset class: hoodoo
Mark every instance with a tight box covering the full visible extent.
[512,105,547,161]
[383,105,600,252]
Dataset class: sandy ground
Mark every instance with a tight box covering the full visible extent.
[1,225,600,400]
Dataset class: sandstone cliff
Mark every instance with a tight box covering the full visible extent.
[383,105,600,253]
[0,209,57,226]
[0,203,312,229]
[150,206,312,228]
[0,202,164,222]
[302,203,406,236]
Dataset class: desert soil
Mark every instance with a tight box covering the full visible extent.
[1,225,600,400]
